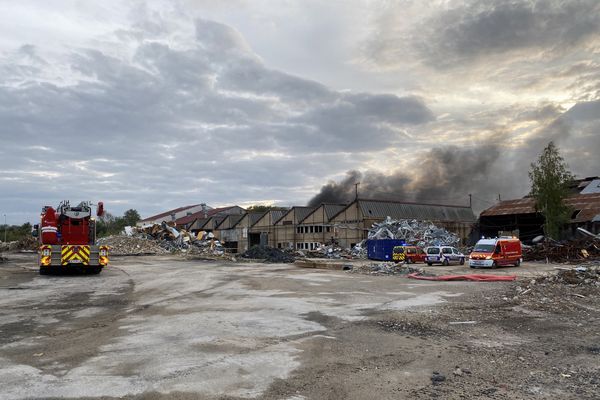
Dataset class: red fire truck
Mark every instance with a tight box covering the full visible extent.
[34,201,109,274]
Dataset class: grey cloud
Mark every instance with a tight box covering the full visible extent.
[0,13,434,223]
[365,0,600,70]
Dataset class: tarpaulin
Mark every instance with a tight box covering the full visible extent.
[407,273,516,282]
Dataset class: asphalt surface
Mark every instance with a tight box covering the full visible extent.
[0,254,594,399]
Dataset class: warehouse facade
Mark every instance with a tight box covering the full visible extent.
[328,199,476,248]
[142,199,476,251]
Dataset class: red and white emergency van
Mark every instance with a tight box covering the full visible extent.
[469,237,522,268]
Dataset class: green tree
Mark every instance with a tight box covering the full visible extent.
[122,209,141,227]
[96,212,116,237]
[528,141,574,239]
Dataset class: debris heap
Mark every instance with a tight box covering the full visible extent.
[523,238,600,263]
[96,235,169,255]
[528,265,600,286]
[240,246,296,263]
[97,223,228,258]
[306,243,353,259]
[349,262,426,276]
[367,217,461,247]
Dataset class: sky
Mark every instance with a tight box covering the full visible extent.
[0,0,599,224]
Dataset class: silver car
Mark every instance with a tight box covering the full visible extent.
[425,246,465,266]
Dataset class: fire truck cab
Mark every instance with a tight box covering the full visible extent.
[469,237,522,268]
[35,200,109,274]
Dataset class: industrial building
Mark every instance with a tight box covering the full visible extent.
[328,199,476,248]
[138,204,209,225]
[479,177,600,242]
[141,199,476,252]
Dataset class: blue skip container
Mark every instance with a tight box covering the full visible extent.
[366,239,406,261]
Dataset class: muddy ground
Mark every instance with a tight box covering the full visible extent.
[0,253,598,399]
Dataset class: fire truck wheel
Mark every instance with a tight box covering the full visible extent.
[406,258,413,264]
[515,259,521,267]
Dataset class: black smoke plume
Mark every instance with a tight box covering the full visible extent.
[308,145,500,208]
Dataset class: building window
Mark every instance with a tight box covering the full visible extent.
[297,227,302,234]
[326,226,331,232]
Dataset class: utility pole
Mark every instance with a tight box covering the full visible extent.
[3,214,6,243]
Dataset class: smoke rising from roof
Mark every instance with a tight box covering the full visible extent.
[308,145,501,208]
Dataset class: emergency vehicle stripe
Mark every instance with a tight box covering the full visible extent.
[61,245,90,265]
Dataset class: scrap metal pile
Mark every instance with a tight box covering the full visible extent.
[98,222,227,258]
[523,230,600,263]
[367,217,461,247]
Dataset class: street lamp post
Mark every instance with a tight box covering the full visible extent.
[3,214,6,243]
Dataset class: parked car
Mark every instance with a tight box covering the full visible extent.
[392,245,427,263]
[469,237,522,268]
[425,246,465,266]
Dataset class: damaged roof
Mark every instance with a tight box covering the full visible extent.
[274,206,317,225]
[174,206,239,226]
[334,199,475,222]
[298,203,347,223]
[140,204,203,222]
[480,193,600,223]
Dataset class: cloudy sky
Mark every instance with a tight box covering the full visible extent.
[1,0,599,224]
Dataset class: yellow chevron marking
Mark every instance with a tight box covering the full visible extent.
[61,245,90,265]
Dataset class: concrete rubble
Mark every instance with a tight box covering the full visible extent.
[97,223,228,258]
[349,262,426,276]
[0,237,38,252]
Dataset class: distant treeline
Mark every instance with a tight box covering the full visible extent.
[0,223,33,242]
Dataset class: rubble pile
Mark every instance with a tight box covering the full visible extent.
[0,237,37,252]
[98,223,228,258]
[16,236,38,251]
[528,265,600,286]
[97,235,169,255]
[0,241,17,252]
[306,243,352,259]
[241,246,296,263]
[349,262,425,276]
[523,238,600,263]
[366,217,460,247]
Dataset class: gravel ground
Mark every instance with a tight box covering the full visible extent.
[0,253,597,399]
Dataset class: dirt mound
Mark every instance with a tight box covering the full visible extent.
[241,246,295,263]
